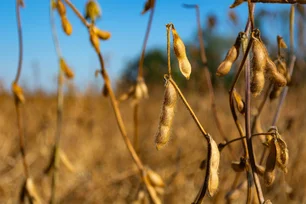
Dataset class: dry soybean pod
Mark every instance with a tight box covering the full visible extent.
[155,78,177,150]
[264,138,277,186]
[171,24,192,79]
[216,32,242,76]
[208,136,220,197]
[265,58,287,87]
[251,30,267,96]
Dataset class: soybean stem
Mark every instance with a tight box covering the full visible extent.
[182,3,234,158]
[168,78,208,137]
[14,0,29,179]
[166,24,172,76]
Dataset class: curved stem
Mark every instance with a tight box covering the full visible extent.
[219,132,273,151]
[97,52,144,171]
[133,1,156,153]
[64,0,90,27]
[137,2,155,78]
[14,0,23,84]
[168,78,208,137]
[50,3,62,58]
[182,3,234,158]
[14,0,29,179]
[244,4,264,201]
[166,24,172,76]
[49,2,65,203]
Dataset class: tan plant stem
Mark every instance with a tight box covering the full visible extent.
[251,83,272,134]
[133,1,156,153]
[244,3,264,202]
[63,0,162,202]
[168,78,208,137]
[259,55,296,165]
[219,132,274,151]
[182,4,234,159]
[166,24,172,76]
[133,104,139,153]
[229,36,253,155]
[259,6,296,166]
[49,2,64,203]
[14,0,29,179]
[137,2,155,78]
[64,0,90,28]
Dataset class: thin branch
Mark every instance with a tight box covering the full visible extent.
[244,4,264,202]
[219,132,274,151]
[137,2,156,78]
[14,0,23,84]
[259,6,297,165]
[271,56,296,126]
[166,24,172,76]
[168,77,208,138]
[133,1,156,153]
[49,2,65,203]
[64,0,90,27]
[14,0,29,179]
[182,3,235,158]
[97,52,144,171]
[50,3,62,58]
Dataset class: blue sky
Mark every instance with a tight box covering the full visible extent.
[0,0,292,92]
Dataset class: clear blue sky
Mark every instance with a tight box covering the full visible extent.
[0,0,290,92]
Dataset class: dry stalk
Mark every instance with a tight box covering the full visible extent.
[134,0,156,153]
[259,5,297,166]
[49,1,65,203]
[13,0,29,179]
[63,1,163,203]
[243,2,265,203]
[182,3,235,159]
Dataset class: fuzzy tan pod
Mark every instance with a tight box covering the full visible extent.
[61,16,73,36]
[146,168,165,187]
[135,77,149,100]
[266,58,287,87]
[270,59,289,100]
[89,26,100,53]
[208,136,220,197]
[251,71,265,97]
[59,149,75,172]
[264,139,277,186]
[56,0,66,16]
[12,82,25,103]
[20,178,42,204]
[85,0,102,22]
[93,27,111,40]
[142,172,162,204]
[216,60,233,77]
[216,33,241,76]
[276,136,289,173]
[251,35,267,72]
[60,58,74,79]
[155,81,177,150]
[233,89,245,114]
[256,164,265,176]
[172,27,192,79]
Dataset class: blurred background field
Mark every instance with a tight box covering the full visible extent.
[0,85,306,203]
[0,0,306,203]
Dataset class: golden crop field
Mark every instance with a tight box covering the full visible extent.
[1,0,306,203]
